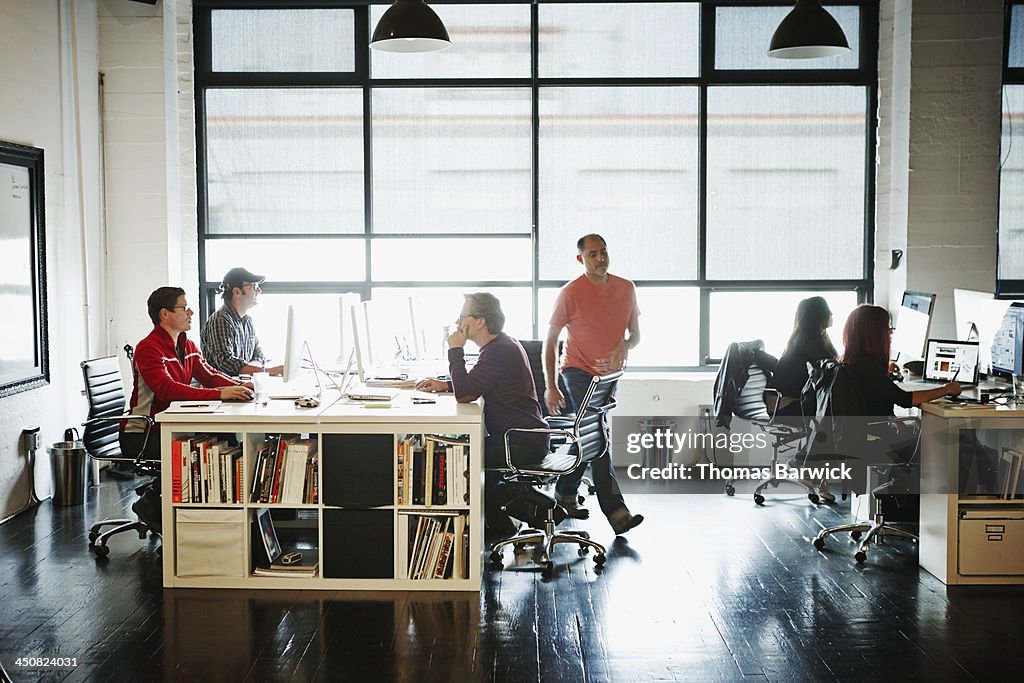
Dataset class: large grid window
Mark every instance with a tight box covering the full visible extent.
[195,1,877,368]
[1000,2,1024,296]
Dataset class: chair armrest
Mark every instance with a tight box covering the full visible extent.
[83,414,153,428]
[83,415,155,462]
[545,416,574,428]
[504,427,582,476]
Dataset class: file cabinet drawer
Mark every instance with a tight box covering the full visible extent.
[959,517,1024,576]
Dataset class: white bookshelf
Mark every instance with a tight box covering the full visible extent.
[158,396,484,591]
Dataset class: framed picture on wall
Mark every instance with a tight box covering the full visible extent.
[0,141,48,398]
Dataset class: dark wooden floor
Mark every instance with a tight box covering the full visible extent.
[1,474,1023,683]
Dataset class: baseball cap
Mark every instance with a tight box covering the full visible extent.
[221,267,266,291]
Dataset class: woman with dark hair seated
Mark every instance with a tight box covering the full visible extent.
[772,296,838,416]
[841,304,961,414]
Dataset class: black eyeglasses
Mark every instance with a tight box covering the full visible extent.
[168,306,192,313]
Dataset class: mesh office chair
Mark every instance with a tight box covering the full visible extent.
[804,359,920,563]
[518,339,594,501]
[489,371,622,575]
[713,340,817,504]
[81,351,160,558]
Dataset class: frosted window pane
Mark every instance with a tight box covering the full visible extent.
[539,3,699,78]
[709,290,859,360]
[1000,85,1024,279]
[706,86,866,280]
[372,88,532,234]
[246,293,360,368]
[1010,6,1024,68]
[538,86,699,281]
[715,5,859,70]
[211,10,355,72]
[371,4,530,79]
[372,287,533,358]
[205,238,366,283]
[539,287,699,367]
[372,238,531,282]
[205,89,365,235]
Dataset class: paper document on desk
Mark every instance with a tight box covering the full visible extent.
[166,401,224,413]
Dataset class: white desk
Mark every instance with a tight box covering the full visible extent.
[157,391,484,591]
[919,400,1024,585]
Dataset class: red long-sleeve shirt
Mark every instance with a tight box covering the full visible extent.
[123,325,241,433]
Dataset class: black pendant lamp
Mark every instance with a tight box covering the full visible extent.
[370,0,452,53]
[768,0,850,60]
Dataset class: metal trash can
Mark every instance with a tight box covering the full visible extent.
[638,418,676,469]
[48,428,87,506]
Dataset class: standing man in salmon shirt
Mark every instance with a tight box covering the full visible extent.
[543,234,643,535]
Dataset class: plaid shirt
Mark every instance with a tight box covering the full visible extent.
[200,303,266,376]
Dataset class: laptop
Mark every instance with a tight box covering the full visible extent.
[901,339,980,390]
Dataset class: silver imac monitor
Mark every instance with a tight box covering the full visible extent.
[891,291,936,362]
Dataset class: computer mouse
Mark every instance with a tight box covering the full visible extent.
[294,395,320,408]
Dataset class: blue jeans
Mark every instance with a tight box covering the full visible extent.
[554,367,630,525]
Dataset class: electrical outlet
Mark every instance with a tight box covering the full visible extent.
[22,427,41,451]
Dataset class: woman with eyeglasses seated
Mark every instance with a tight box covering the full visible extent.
[772,296,838,416]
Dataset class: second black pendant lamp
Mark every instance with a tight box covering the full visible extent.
[768,0,850,60]
[370,0,452,53]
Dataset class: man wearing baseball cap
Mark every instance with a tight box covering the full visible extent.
[201,266,284,377]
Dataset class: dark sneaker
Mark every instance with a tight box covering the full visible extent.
[132,488,162,534]
[611,513,644,536]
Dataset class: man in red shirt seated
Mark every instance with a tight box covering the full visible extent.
[120,286,253,531]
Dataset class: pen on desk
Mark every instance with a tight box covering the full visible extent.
[182,404,209,408]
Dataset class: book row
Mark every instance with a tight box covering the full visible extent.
[396,435,470,507]
[250,435,319,505]
[398,512,470,580]
[171,436,242,504]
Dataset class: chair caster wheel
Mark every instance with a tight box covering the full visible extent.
[813,537,825,550]
[489,550,503,565]
[587,485,597,495]
[92,544,110,558]
[578,547,589,556]
[594,554,606,567]
[88,531,99,543]
[754,494,765,506]
[725,485,735,496]
[808,493,820,504]
[577,495,585,505]
[854,551,867,563]
[851,530,863,541]
[541,562,553,578]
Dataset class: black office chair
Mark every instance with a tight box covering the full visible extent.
[489,371,622,575]
[81,351,160,558]
[804,359,920,563]
[713,340,818,504]
[518,339,594,501]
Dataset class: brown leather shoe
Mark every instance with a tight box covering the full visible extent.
[561,501,590,520]
[612,513,644,535]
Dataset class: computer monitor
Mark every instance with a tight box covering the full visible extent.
[282,305,306,384]
[991,303,1024,377]
[891,291,936,361]
[954,289,1024,375]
